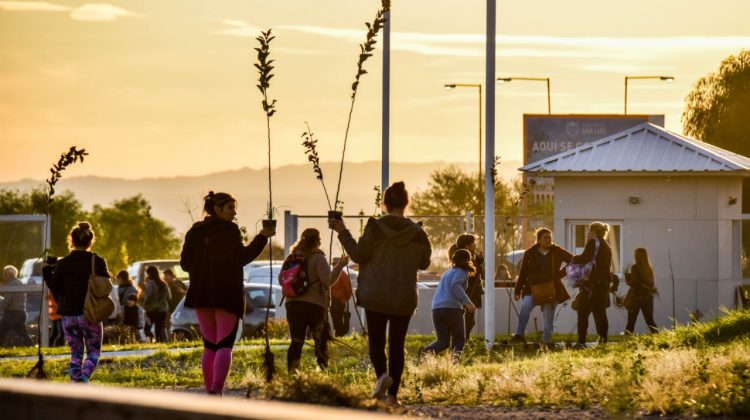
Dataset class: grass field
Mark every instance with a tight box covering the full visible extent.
[1,309,749,417]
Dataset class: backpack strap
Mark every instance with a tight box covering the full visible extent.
[90,253,96,277]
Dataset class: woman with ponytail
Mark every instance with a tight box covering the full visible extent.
[180,191,275,395]
[571,221,613,347]
[282,228,348,372]
[329,181,432,406]
[46,222,109,383]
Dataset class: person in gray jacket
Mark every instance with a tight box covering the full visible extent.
[143,265,171,342]
[330,181,432,407]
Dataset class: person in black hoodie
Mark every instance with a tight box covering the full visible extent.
[624,247,658,334]
[44,222,109,383]
[571,222,613,348]
[330,181,432,407]
[180,191,275,395]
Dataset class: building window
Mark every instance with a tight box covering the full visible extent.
[568,221,623,273]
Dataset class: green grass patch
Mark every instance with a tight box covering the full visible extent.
[1,309,749,416]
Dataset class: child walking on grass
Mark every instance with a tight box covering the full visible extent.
[420,248,476,359]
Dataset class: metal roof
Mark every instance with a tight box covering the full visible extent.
[520,122,750,174]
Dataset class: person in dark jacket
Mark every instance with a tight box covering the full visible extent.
[448,234,484,340]
[180,191,274,395]
[143,265,171,342]
[571,222,613,347]
[44,222,109,383]
[624,247,658,334]
[330,181,432,407]
[163,268,187,314]
[512,228,572,345]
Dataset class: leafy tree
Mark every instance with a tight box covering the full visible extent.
[410,166,552,267]
[0,188,86,268]
[90,195,180,272]
[683,49,750,156]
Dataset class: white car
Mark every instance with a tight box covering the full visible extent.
[19,258,43,285]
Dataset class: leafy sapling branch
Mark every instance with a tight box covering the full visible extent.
[256,29,277,222]
[332,3,388,217]
[46,147,88,215]
[302,122,333,211]
[373,185,383,216]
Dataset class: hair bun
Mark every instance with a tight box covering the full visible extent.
[391,181,405,191]
[78,222,90,231]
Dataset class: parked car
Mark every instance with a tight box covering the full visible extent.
[127,260,188,286]
[244,264,282,283]
[17,257,42,327]
[18,258,43,285]
[170,283,282,341]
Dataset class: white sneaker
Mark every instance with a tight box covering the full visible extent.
[372,373,393,400]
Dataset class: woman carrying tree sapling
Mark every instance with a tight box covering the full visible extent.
[420,248,476,359]
[281,228,348,372]
[330,181,432,407]
[180,191,275,395]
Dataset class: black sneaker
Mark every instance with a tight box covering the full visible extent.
[509,334,525,344]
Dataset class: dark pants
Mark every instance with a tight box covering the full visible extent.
[146,311,168,342]
[464,309,476,338]
[49,319,64,346]
[365,309,411,397]
[330,298,350,337]
[286,301,324,370]
[424,308,466,355]
[625,297,658,334]
[576,289,608,344]
[0,310,33,346]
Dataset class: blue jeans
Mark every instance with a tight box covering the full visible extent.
[516,294,556,343]
[423,308,466,355]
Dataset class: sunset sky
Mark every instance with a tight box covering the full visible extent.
[2,0,750,182]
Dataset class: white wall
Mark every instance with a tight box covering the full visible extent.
[552,175,742,327]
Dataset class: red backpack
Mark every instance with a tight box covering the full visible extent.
[279,254,312,298]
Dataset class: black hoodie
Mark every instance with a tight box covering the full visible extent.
[338,215,432,316]
[180,216,267,319]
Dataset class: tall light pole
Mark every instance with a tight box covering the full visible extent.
[496,77,551,114]
[444,83,482,190]
[624,75,674,114]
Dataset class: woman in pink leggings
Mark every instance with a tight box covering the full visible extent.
[180,191,275,394]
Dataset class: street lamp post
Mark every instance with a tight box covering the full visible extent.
[444,83,483,192]
[624,75,674,114]
[496,77,551,114]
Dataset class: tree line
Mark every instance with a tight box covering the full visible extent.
[0,189,180,273]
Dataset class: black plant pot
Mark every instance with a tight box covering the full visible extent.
[262,219,277,229]
[328,210,343,220]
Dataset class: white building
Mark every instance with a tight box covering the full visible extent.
[515,122,750,332]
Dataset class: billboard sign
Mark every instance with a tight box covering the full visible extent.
[523,114,665,164]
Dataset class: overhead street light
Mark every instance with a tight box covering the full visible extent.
[444,83,482,191]
[497,77,551,114]
[624,75,675,114]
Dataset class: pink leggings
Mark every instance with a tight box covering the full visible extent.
[195,308,239,394]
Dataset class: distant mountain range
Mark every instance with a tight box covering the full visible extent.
[0,160,522,235]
